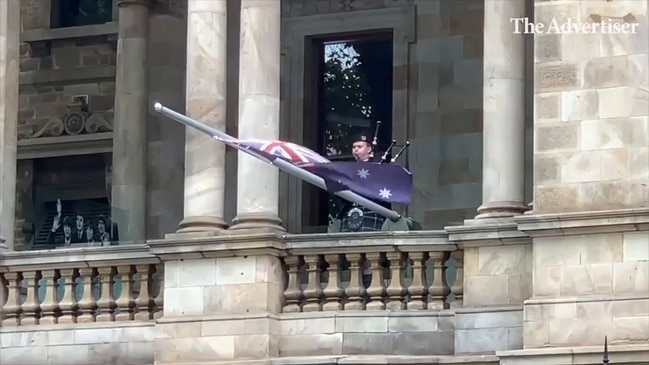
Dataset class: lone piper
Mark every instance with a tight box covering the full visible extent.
[337,129,392,232]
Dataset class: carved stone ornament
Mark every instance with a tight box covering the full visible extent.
[25,104,114,139]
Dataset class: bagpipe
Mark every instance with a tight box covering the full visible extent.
[368,120,410,165]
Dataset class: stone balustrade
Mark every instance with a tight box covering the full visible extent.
[283,232,463,313]
[0,245,163,325]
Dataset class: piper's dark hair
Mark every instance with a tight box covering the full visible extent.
[62,216,72,227]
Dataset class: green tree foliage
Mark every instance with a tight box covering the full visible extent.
[322,43,374,158]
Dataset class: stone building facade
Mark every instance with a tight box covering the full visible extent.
[0,0,647,364]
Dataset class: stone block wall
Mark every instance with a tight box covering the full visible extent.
[277,312,455,357]
[18,36,117,140]
[20,0,50,30]
[463,244,532,308]
[409,0,484,228]
[156,254,285,362]
[0,323,155,365]
[525,230,649,348]
[533,0,649,214]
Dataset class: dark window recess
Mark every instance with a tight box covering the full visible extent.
[301,33,394,232]
[31,153,114,248]
[51,0,113,28]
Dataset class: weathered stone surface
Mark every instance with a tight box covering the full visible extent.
[536,64,580,91]
[0,324,155,365]
[0,0,20,248]
[534,125,579,152]
[534,34,560,63]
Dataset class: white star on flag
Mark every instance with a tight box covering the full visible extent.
[357,168,370,179]
[379,188,392,200]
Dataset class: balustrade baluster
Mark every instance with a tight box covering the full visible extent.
[427,251,450,310]
[20,271,42,325]
[282,255,303,313]
[1,272,22,326]
[96,267,116,322]
[77,268,98,323]
[385,252,406,310]
[58,269,78,323]
[343,253,365,310]
[115,265,135,321]
[153,264,164,319]
[39,270,59,324]
[322,254,344,311]
[450,250,464,308]
[365,252,386,310]
[406,252,428,310]
[134,265,153,320]
[301,255,323,312]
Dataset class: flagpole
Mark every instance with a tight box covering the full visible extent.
[154,103,402,222]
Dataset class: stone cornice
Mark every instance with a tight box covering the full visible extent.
[286,230,454,255]
[0,244,156,272]
[514,208,649,237]
[497,344,649,365]
[17,133,113,160]
[147,232,288,260]
[445,221,531,248]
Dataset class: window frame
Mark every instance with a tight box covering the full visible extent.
[280,5,416,233]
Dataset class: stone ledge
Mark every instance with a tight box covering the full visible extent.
[515,208,649,238]
[17,132,114,160]
[497,344,649,365]
[160,354,499,365]
[446,221,530,248]
[21,22,118,42]
[19,66,116,85]
[0,244,157,272]
[525,294,649,306]
[286,230,454,254]
[0,320,153,335]
[148,232,287,260]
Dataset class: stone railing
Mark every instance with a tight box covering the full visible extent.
[282,232,464,313]
[0,245,163,326]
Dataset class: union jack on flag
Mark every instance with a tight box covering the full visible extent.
[235,139,331,166]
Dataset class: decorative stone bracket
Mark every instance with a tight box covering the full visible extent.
[22,99,114,140]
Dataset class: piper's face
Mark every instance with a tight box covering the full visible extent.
[98,220,106,233]
[352,141,372,162]
[63,225,71,237]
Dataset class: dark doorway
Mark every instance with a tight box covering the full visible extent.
[302,32,394,233]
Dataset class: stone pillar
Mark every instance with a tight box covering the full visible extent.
[476,0,528,219]
[111,0,149,242]
[151,235,284,363]
[0,0,20,250]
[230,0,283,231]
[176,0,228,234]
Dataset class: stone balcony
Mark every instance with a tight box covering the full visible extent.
[1,211,649,365]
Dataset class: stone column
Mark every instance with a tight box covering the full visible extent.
[111,0,149,242]
[0,0,20,250]
[176,0,229,234]
[230,0,284,231]
[476,0,528,219]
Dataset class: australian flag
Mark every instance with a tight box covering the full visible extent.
[234,139,413,204]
